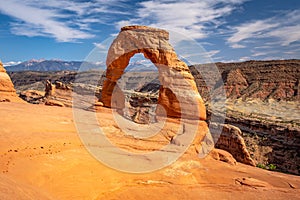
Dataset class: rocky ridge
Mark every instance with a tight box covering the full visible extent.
[190,59,300,102]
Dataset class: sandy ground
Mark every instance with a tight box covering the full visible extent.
[0,102,299,199]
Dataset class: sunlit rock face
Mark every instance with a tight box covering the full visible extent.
[101,25,206,120]
[0,61,23,102]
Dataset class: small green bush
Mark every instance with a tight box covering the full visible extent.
[267,164,277,171]
[257,163,266,169]
[257,163,277,171]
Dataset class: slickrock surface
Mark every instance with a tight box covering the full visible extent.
[101,26,206,120]
[0,103,299,199]
[0,62,23,102]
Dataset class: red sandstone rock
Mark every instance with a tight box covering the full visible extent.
[0,62,23,102]
[210,148,237,166]
[235,177,271,188]
[45,99,64,107]
[101,25,206,120]
[224,68,248,98]
[211,123,256,166]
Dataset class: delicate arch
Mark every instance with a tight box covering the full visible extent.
[101,26,206,120]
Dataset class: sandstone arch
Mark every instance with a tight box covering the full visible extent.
[101,26,206,120]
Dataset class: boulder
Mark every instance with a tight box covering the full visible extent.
[55,81,71,90]
[210,148,237,165]
[101,25,206,120]
[45,99,64,107]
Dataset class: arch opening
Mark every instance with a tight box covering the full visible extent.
[112,53,161,124]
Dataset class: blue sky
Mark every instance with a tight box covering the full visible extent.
[0,0,299,66]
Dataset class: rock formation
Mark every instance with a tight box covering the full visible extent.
[101,25,206,120]
[45,80,54,97]
[20,90,45,104]
[209,148,237,166]
[55,81,71,90]
[210,123,256,166]
[0,61,22,102]
[45,99,64,107]
[224,113,300,174]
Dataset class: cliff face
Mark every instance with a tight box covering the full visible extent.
[191,59,300,102]
[223,112,300,175]
[191,60,300,175]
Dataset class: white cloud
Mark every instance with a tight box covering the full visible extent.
[228,19,279,47]
[251,52,268,57]
[251,48,283,58]
[182,50,220,58]
[206,50,220,57]
[115,20,132,30]
[0,0,128,42]
[0,0,95,42]
[228,10,300,48]
[93,42,107,50]
[2,61,22,67]
[260,56,284,61]
[239,56,250,61]
[268,25,300,46]
[115,0,248,40]
[284,51,298,55]
[231,43,246,49]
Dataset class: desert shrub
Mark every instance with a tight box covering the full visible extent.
[257,163,266,169]
[257,163,277,171]
[267,164,277,171]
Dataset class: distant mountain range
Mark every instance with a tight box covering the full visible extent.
[6,59,157,72]
[5,59,105,72]
[125,59,157,72]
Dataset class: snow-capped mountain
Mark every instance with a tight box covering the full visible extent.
[6,59,105,72]
[125,59,157,72]
[5,58,157,72]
